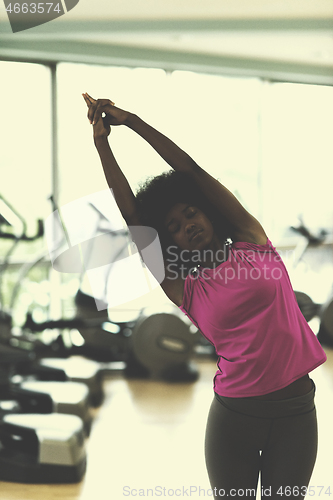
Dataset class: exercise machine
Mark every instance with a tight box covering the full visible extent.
[291,217,333,346]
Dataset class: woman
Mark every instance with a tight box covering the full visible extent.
[82,93,327,499]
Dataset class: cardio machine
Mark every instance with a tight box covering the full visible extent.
[290,217,333,345]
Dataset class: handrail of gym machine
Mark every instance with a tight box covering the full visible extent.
[290,217,328,246]
[22,311,128,333]
[0,219,44,241]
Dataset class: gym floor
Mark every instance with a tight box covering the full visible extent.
[1,349,333,500]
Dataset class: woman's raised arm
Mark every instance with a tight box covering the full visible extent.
[83,94,184,304]
[82,94,140,226]
[124,114,266,243]
[87,96,266,243]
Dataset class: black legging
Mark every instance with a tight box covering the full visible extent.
[205,382,317,500]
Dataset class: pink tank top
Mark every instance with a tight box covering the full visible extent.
[179,238,326,397]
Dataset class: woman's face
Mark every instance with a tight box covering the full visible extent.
[164,203,215,251]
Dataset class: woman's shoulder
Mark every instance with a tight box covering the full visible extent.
[231,226,273,249]
[231,227,268,244]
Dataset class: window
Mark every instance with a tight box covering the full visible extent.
[0,61,52,324]
[57,63,261,216]
[0,61,52,240]
[260,82,333,242]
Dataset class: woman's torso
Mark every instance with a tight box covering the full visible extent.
[176,238,326,398]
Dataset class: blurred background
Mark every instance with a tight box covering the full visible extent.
[0,1,333,499]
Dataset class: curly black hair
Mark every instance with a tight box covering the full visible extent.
[135,170,232,268]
